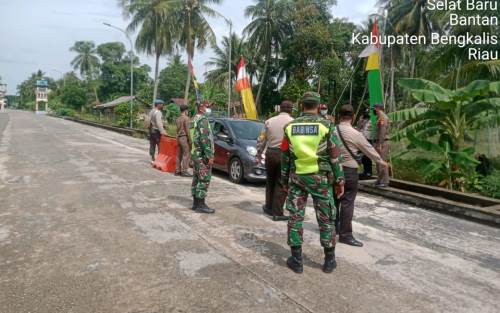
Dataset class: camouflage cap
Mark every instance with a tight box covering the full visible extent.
[301,92,321,104]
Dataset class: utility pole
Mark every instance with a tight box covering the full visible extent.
[104,22,135,128]
[227,19,233,117]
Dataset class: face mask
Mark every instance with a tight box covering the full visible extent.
[205,108,212,115]
[320,110,328,116]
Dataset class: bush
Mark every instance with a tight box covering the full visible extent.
[115,102,139,128]
[391,157,441,185]
[56,107,76,117]
[478,171,500,199]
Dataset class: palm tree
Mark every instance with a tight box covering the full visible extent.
[204,33,246,87]
[378,0,436,77]
[120,0,177,105]
[70,41,101,104]
[164,0,222,103]
[244,0,290,112]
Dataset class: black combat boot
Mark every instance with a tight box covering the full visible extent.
[286,246,303,274]
[191,198,199,210]
[196,198,215,214]
[322,247,337,273]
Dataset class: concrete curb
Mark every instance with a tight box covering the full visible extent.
[61,117,149,139]
[359,179,500,228]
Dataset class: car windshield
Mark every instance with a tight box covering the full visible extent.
[227,120,263,140]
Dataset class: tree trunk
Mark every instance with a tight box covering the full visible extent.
[256,48,271,114]
[389,47,395,112]
[93,85,100,105]
[184,69,191,104]
[153,52,161,106]
[349,80,353,106]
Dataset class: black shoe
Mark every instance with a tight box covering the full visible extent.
[339,237,364,247]
[175,172,181,176]
[196,198,215,214]
[273,215,290,221]
[322,249,337,274]
[191,198,199,211]
[262,205,275,217]
[287,246,303,274]
[181,172,193,177]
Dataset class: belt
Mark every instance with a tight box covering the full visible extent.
[177,134,187,137]
[267,147,281,151]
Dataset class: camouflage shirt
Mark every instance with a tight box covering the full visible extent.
[280,113,344,186]
[190,114,214,160]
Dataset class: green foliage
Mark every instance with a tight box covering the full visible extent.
[59,77,88,110]
[56,107,76,117]
[200,82,227,108]
[70,41,100,79]
[390,78,500,190]
[280,78,310,103]
[97,42,126,63]
[115,102,139,128]
[406,133,480,190]
[158,55,188,101]
[164,103,180,124]
[478,171,500,199]
[393,78,500,151]
[17,70,56,109]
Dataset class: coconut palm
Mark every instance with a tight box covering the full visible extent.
[120,0,177,105]
[164,0,222,103]
[69,41,100,103]
[378,0,437,78]
[204,33,246,87]
[244,0,290,112]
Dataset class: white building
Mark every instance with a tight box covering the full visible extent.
[0,83,6,112]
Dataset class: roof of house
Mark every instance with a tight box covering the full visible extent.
[169,98,187,106]
[95,96,135,109]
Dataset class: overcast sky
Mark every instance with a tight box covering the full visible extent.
[0,0,377,94]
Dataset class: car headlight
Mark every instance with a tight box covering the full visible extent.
[246,146,257,156]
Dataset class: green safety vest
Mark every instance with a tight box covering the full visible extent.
[285,122,329,175]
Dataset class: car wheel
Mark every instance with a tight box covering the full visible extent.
[229,157,244,184]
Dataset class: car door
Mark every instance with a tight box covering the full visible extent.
[212,121,232,171]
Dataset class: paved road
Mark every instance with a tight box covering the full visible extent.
[1,110,499,313]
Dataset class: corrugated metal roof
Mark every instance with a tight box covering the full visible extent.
[95,96,135,109]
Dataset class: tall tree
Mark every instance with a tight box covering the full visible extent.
[244,0,291,112]
[158,54,189,101]
[69,41,101,104]
[378,0,436,78]
[167,0,222,103]
[204,33,247,87]
[120,0,177,105]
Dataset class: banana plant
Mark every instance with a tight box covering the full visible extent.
[389,78,500,190]
[390,79,500,150]
[407,133,479,190]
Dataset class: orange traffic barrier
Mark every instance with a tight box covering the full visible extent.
[152,135,178,173]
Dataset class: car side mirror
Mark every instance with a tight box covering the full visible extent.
[217,133,231,142]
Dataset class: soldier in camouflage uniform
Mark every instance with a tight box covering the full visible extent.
[281,92,345,274]
[190,102,215,214]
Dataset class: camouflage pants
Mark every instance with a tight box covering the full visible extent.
[191,158,212,199]
[286,173,336,248]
